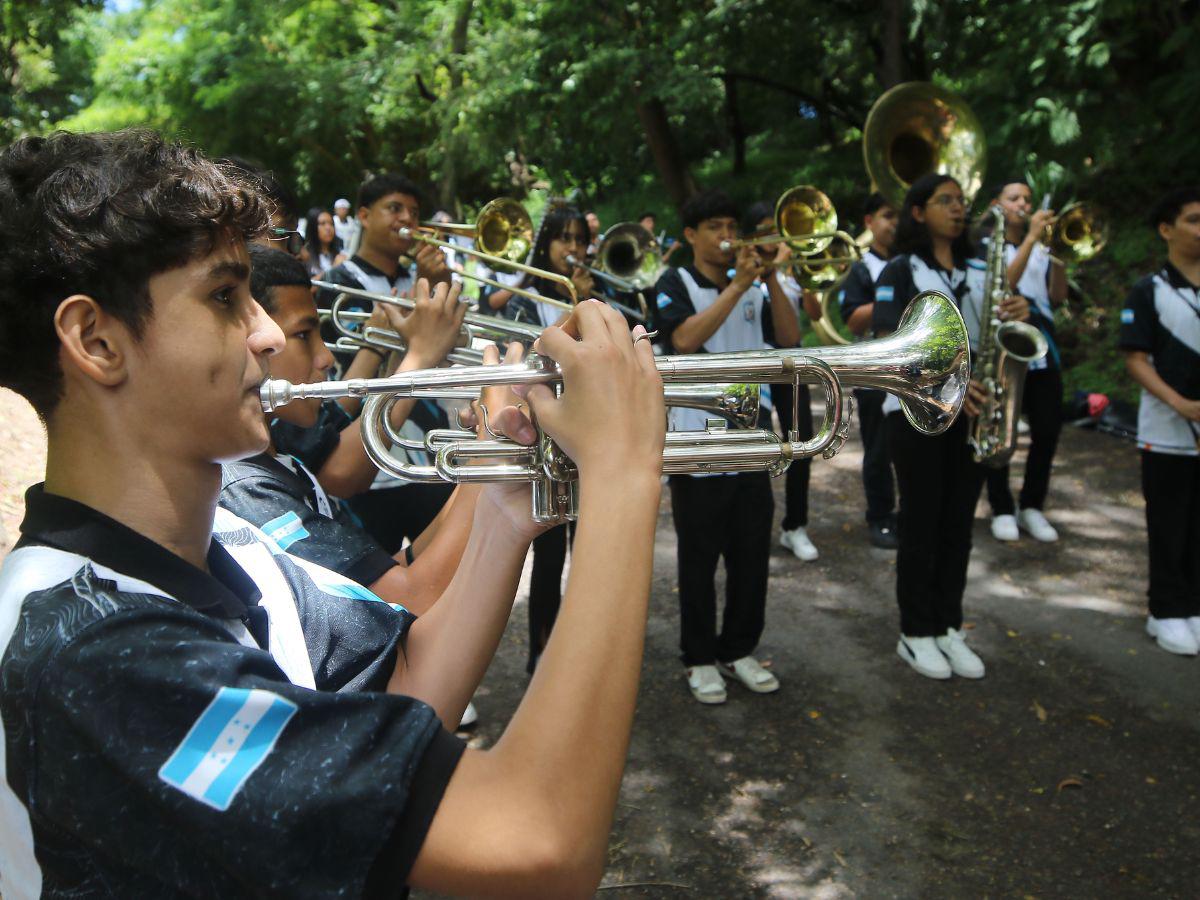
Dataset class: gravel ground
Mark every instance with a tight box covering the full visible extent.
[2,387,1195,898]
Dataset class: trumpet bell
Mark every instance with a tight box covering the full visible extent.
[864,82,987,210]
[1045,201,1107,265]
[777,185,838,255]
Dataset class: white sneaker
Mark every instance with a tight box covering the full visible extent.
[935,628,986,678]
[686,665,727,704]
[721,656,780,693]
[1187,617,1200,645]
[991,514,1019,542]
[458,701,479,728]
[1146,617,1200,656]
[896,635,952,680]
[1017,508,1059,543]
[780,527,819,561]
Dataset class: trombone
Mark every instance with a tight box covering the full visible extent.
[404,198,575,312]
[1041,201,1107,265]
[720,186,840,256]
[263,291,969,524]
[567,222,665,293]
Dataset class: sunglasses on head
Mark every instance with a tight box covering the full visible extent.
[267,227,305,256]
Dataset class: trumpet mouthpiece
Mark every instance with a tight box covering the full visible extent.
[260,379,293,413]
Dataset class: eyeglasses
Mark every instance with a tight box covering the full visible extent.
[927,195,966,209]
[267,227,305,256]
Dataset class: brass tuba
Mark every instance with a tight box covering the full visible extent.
[863,82,987,209]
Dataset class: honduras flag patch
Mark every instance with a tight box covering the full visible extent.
[159,687,297,811]
[876,285,895,303]
[656,292,672,310]
[1120,308,1134,324]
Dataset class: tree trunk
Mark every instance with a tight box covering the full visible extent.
[635,96,697,208]
[879,0,905,88]
[723,73,746,175]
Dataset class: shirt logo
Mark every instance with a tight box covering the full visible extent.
[876,286,895,303]
[1121,308,1135,324]
[262,511,309,550]
[656,292,672,309]
[159,687,297,812]
[744,300,757,321]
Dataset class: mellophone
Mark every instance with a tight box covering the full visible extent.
[264,290,970,524]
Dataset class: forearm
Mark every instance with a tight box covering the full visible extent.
[766,278,801,347]
[1126,352,1188,409]
[334,347,385,416]
[488,288,514,310]
[486,472,660,865]
[847,303,873,335]
[405,485,479,587]
[670,287,743,353]
[389,500,532,726]
[1049,260,1068,303]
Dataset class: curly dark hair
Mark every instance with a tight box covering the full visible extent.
[0,129,271,418]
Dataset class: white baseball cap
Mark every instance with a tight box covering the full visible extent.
[334,198,351,209]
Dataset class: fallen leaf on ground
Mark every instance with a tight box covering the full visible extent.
[1057,777,1084,792]
[1087,714,1112,728]
[1032,700,1047,723]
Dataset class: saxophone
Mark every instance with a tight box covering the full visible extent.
[969,205,1049,467]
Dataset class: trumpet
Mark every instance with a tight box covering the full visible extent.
[316,281,546,355]
[263,291,969,523]
[720,186,840,256]
[403,198,575,312]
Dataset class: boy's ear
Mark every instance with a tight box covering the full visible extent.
[1158,221,1173,243]
[683,226,697,246]
[54,295,132,388]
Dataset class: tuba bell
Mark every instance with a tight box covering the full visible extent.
[863,82,988,209]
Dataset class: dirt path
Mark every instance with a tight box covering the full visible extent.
[2,388,1195,898]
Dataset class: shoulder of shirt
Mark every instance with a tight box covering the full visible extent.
[220,458,294,493]
[1129,273,1159,295]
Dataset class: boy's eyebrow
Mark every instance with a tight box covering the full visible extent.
[297,313,320,329]
[206,260,250,282]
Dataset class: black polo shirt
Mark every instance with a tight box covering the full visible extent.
[1118,261,1200,455]
[0,485,462,897]
[221,452,399,588]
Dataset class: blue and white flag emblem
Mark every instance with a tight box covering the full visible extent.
[656,292,672,309]
[262,511,309,550]
[1120,308,1134,324]
[159,687,297,811]
[875,285,895,303]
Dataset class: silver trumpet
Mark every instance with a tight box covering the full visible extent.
[264,291,968,523]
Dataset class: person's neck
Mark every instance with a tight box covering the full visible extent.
[43,407,222,571]
[1004,221,1025,244]
[693,256,730,288]
[1168,248,1200,288]
[356,239,399,278]
[931,237,955,271]
[870,241,891,259]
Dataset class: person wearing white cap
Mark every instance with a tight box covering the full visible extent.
[332,197,356,247]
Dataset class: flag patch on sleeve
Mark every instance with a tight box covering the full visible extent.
[656,292,672,309]
[875,286,895,303]
[159,687,297,812]
[262,511,309,550]
[1120,308,1134,324]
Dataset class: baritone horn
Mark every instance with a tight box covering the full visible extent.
[863,82,987,209]
[262,291,969,524]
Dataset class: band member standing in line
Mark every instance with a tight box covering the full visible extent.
[654,189,796,704]
[743,200,819,562]
[1119,187,1200,656]
[0,129,665,896]
[838,192,900,549]
[984,179,1068,543]
[873,174,1030,681]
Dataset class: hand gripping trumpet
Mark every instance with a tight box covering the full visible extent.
[262,292,970,524]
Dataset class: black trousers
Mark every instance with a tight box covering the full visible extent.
[769,383,813,530]
[855,388,896,524]
[347,483,454,556]
[888,412,987,637]
[1142,451,1200,619]
[527,522,576,672]
[986,366,1063,514]
[670,473,774,666]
